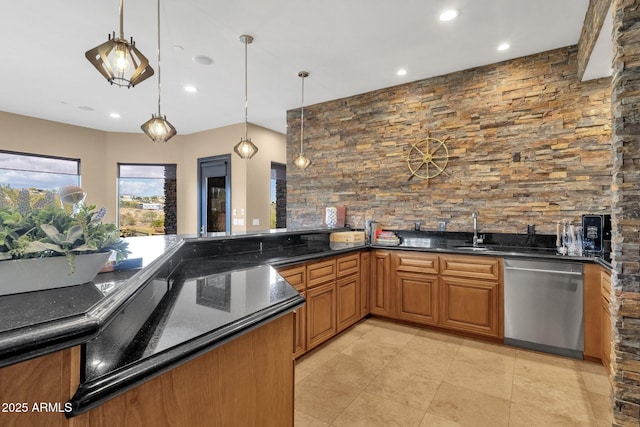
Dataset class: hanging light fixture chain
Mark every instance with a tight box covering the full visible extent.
[300,73,306,155]
[244,36,249,141]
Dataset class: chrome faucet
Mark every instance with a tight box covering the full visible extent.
[472,212,479,247]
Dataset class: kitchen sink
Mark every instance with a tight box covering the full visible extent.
[454,246,490,251]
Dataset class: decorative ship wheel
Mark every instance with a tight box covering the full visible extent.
[406,135,450,185]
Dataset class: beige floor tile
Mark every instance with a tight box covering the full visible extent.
[580,360,609,375]
[515,347,583,369]
[385,333,461,382]
[582,369,613,396]
[294,410,330,427]
[365,364,440,411]
[509,401,597,427]
[332,391,426,427]
[514,351,586,391]
[361,318,420,348]
[511,375,594,424]
[295,374,361,424]
[340,337,402,371]
[311,353,382,390]
[418,413,463,427]
[427,382,510,427]
[443,358,514,400]
[295,346,340,372]
[589,391,615,427]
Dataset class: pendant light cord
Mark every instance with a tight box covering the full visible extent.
[156,0,162,116]
[244,37,249,140]
[118,0,125,39]
[300,75,305,155]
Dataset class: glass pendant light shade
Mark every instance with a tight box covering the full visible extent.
[141,114,176,143]
[140,0,176,143]
[85,0,153,88]
[234,137,259,159]
[294,154,311,169]
[295,71,311,169]
[234,35,259,159]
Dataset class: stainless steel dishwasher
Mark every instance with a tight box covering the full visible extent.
[504,258,584,359]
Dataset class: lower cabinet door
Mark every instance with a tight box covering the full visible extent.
[307,282,337,350]
[396,271,438,325]
[439,276,501,338]
[293,291,307,358]
[337,275,360,332]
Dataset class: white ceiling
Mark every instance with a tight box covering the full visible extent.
[0,0,611,136]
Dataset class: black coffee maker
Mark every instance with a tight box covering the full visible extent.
[582,214,612,256]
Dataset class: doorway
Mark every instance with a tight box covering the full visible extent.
[198,155,231,234]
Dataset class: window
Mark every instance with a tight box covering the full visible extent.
[118,163,177,236]
[271,162,286,229]
[0,150,80,212]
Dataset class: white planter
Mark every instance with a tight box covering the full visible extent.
[0,252,111,296]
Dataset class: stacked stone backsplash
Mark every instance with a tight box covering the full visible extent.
[286,45,611,234]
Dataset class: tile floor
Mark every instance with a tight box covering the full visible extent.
[294,317,613,427]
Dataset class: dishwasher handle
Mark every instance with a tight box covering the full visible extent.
[504,266,582,276]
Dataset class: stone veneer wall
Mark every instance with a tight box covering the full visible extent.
[611,1,640,425]
[286,46,611,234]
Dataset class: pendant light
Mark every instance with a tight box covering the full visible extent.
[141,0,176,143]
[294,71,311,169]
[85,0,154,88]
[233,35,259,159]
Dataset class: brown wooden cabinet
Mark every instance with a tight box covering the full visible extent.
[601,268,612,375]
[306,281,337,350]
[336,253,360,332]
[279,251,365,358]
[370,250,393,317]
[394,251,439,325]
[278,264,307,358]
[396,271,439,325]
[583,263,602,360]
[360,251,370,316]
[439,254,502,338]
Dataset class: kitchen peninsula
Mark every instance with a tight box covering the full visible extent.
[0,229,364,427]
[0,226,614,426]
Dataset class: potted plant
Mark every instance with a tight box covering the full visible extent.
[0,204,129,295]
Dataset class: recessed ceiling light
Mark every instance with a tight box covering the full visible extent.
[109,112,121,118]
[184,85,197,93]
[497,42,511,51]
[192,55,213,66]
[439,9,459,21]
[397,69,407,76]
[78,106,94,111]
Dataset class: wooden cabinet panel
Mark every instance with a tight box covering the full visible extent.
[396,271,438,325]
[360,252,370,317]
[337,275,360,332]
[370,250,393,317]
[394,251,439,275]
[278,265,307,358]
[440,254,501,281]
[278,265,306,292]
[0,347,80,427]
[307,282,337,350]
[583,263,602,360]
[293,291,307,358]
[337,253,360,278]
[601,268,612,375]
[440,276,502,338]
[307,258,336,289]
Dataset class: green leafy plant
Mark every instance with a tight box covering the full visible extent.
[0,205,129,273]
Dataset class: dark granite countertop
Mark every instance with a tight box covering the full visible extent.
[0,226,610,416]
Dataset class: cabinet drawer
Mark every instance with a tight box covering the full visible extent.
[394,252,439,275]
[307,258,337,288]
[337,253,360,278]
[278,265,306,292]
[440,255,501,281]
